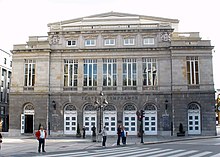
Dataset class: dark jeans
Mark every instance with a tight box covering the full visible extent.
[38,138,45,152]
[117,135,121,145]
[102,136,107,146]
[122,137,126,145]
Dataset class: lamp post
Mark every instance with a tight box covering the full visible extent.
[94,91,108,133]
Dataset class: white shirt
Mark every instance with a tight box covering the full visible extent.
[40,130,45,139]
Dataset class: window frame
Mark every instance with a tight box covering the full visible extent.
[103,59,117,86]
[143,37,155,45]
[104,39,116,46]
[122,58,137,86]
[24,59,35,87]
[64,59,78,87]
[123,38,135,46]
[186,56,200,85]
[66,40,77,47]
[85,39,96,47]
[142,58,158,86]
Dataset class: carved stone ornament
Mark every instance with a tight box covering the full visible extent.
[160,32,171,42]
[49,35,60,45]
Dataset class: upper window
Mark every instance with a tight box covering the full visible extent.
[83,59,97,86]
[103,59,117,86]
[124,38,135,45]
[122,58,137,86]
[85,39,96,46]
[24,59,35,87]
[4,58,6,64]
[142,58,157,86]
[143,38,155,45]
[66,40,77,47]
[64,59,78,87]
[187,56,199,85]
[104,39,115,46]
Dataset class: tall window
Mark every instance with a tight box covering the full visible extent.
[24,59,35,86]
[123,59,137,86]
[187,56,199,85]
[84,59,97,86]
[143,58,157,86]
[64,59,78,87]
[103,59,117,86]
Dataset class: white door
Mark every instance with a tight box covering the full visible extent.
[64,111,77,135]
[144,111,157,135]
[103,111,117,135]
[188,110,201,134]
[83,111,97,135]
[123,111,137,135]
[21,114,25,133]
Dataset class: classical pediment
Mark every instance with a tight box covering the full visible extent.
[48,11,179,30]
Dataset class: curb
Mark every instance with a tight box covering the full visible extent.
[143,135,220,145]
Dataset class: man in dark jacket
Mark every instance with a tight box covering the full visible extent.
[117,125,121,145]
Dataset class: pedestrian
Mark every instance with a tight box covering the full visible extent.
[91,125,96,142]
[35,125,47,153]
[101,126,107,147]
[82,126,86,139]
[0,132,2,150]
[117,125,121,145]
[121,126,127,145]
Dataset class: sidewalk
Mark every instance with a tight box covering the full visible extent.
[1,135,220,156]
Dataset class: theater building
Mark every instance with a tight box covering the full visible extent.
[9,12,216,136]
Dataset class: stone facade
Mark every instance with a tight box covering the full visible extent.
[9,12,215,136]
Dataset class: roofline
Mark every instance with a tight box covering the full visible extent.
[47,11,179,27]
[0,49,12,56]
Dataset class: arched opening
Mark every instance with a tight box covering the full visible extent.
[188,103,201,135]
[103,104,117,135]
[83,104,97,135]
[21,103,34,134]
[143,103,157,135]
[64,104,77,135]
[123,103,137,135]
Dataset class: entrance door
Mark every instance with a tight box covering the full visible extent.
[188,103,201,135]
[83,111,97,135]
[123,111,137,135]
[144,111,157,135]
[64,104,77,135]
[188,111,201,134]
[64,111,77,135]
[25,115,33,133]
[103,111,117,135]
[123,103,137,135]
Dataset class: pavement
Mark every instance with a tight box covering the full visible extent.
[0,134,220,156]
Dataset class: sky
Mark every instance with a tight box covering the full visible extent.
[0,0,219,90]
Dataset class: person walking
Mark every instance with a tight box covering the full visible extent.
[101,126,107,147]
[121,126,127,145]
[117,125,121,145]
[0,133,2,150]
[35,126,47,153]
[82,126,86,139]
[91,125,96,142]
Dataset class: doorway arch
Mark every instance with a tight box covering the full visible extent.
[21,103,34,134]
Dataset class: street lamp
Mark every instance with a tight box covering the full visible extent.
[94,91,108,133]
